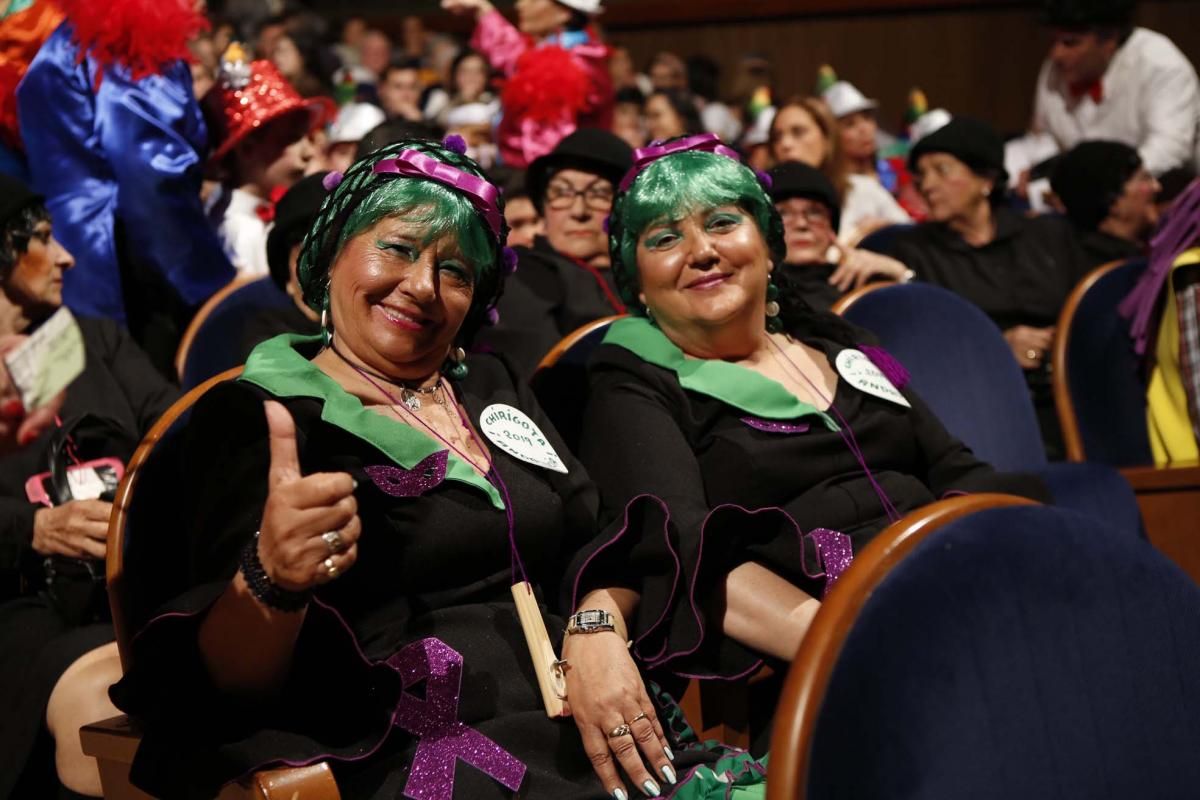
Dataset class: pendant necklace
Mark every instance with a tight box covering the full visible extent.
[328,342,444,411]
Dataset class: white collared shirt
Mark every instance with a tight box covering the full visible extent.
[1027,28,1200,176]
[212,187,270,277]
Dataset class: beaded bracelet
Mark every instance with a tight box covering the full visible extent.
[239,532,311,613]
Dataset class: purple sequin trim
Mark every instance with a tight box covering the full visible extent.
[808,528,853,597]
[322,170,344,192]
[364,451,448,497]
[740,416,810,434]
[387,638,526,799]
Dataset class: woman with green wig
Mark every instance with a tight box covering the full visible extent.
[570,135,1048,749]
[108,138,767,800]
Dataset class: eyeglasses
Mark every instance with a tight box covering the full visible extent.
[544,179,614,212]
[777,204,832,225]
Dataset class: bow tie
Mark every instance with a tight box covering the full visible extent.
[253,185,289,223]
[1070,79,1103,104]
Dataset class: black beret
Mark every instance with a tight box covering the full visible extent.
[1050,140,1142,231]
[767,161,841,232]
[267,172,331,292]
[908,117,1006,180]
[526,128,634,214]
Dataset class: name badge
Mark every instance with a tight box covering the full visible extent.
[835,349,911,408]
[479,404,568,474]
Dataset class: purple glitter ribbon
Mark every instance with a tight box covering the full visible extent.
[740,416,810,434]
[373,150,504,241]
[364,451,448,498]
[387,638,526,800]
[808,528,853,597]
[618,132,742,192]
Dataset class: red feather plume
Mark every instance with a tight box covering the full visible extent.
[54,0,208,82]
[501,45,590,124]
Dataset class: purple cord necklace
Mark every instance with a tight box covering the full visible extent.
[765,335,903,523]
[335,345,529,586]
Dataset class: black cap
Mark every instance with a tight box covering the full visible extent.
[526,128,634,213]
[0,173,42,230]
[1043,0,1136,29]
[267,172,330,291]
[908,116,1006,181]
[1050,140,1142,230]
[767,161,841,232]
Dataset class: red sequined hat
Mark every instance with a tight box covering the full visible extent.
[205,44,325,162]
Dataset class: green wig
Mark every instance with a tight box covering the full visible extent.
[298,139,509,344]
[608,149,786,313]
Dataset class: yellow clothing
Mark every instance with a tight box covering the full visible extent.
[1147,247,1200,465]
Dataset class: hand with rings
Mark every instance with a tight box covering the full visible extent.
[257,401,360,593]
[562,622,675,798]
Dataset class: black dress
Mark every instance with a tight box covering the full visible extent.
[0,317,179,797]
[775,262,842,312]
[878,207,1091,457]
[572,317,1048,686]
[109,335,758,799]
[478,236,625,377]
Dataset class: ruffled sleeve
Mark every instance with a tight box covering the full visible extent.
[470,9,528,77]
[568,347,824,680]
[108,381,403,797]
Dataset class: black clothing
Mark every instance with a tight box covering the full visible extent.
[572,319,1048,686]
[478,236,624,377]
[767,162,841,231]
[236,304,321,365]
[776,262,842,313]
[881,208,1089,457]
[1077,229,1144,273]
[1051,141,1142,230]
[109,342,744,799]
[0,317,178,797]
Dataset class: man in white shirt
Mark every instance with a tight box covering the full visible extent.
[1008,0,1199,187]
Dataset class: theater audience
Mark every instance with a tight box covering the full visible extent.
[325,103,388,175]
[0,175,178,798]
[770,97,846,190]
[17,0,235,371]
[573,136,1046,751]
[480,128,632,375]
[443,0,614,168]
[377,57,426,122]
[688,55,742,144]
[109,138,763,800]
[769,161,911,311]
[359,28,394,80]
[1122,178,1200,465]
[205,48,322,278]
[643,88,704,143]
[879,117,1088,457]
[646,50,687,91]
[612,86,648,149]
[433,49,498,129]
[1051,140,1160,270]
[1008,0,1200,180]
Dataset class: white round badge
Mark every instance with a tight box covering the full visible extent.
[834,349,911,408]
[479,404,569,473]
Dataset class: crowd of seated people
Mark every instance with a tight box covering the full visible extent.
[0,0,1197,796]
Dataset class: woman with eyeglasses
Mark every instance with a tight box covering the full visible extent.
[478,129,634,376]
[767,161,911,311]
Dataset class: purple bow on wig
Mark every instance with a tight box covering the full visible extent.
[373,150,504,241]
[618,133,743,192]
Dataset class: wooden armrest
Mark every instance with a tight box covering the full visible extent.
[81,714,341,800]
[1120,462,1200,492]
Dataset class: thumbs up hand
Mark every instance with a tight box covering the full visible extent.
[258,401,361,592]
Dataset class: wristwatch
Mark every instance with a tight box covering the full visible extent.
[566,609,617,635]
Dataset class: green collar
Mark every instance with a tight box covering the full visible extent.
[240,334,503,509]
[602,317,839,430]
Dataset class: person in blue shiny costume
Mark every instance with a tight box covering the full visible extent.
[16,6,235,370]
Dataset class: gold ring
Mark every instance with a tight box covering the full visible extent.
[323,557,339,579]
[629,712,648,724]
[322,530,344,554]
[607,723,631,739]
[1026,349,1038,361]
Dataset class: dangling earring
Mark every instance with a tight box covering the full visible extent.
[321,298,332,346]
[765,278,783,333]
[445,346,468,380]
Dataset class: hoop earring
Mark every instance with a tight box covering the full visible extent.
[445,346,468,380]
[321,300,332,346]
[765,278,782,333]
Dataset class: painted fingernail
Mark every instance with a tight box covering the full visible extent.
[0,399,24,419]
[661,764,677,785]
[663,746,674,761]
[611,789,628,800]
[641,779,661,797]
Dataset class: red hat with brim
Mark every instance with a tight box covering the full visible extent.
[204,59,326,164]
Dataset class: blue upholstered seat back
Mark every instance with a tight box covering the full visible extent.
[808,505,1200,800]
[532,321,616,454]
[181,278,292,390]
[841,283,1047,470]
[857,224,916,255]
[1063,259,1153,466]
